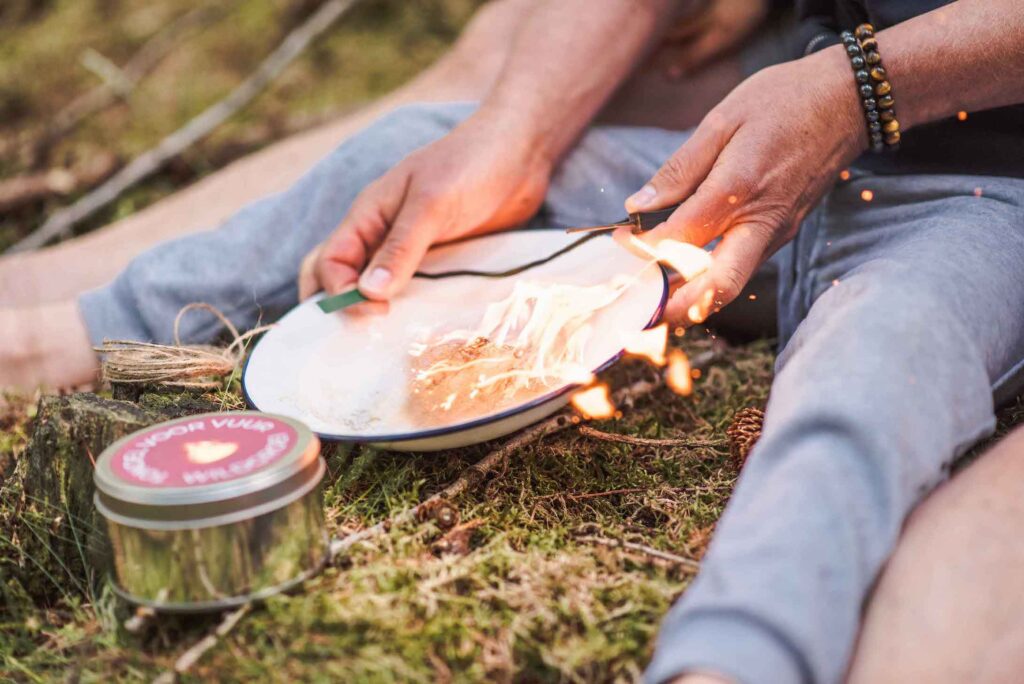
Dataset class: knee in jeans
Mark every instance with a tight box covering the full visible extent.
[366,102,475,141]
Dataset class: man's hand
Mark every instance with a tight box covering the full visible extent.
[625,46,865,324]
[298,113,552,301]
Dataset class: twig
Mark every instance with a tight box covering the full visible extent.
[536,486,646,502]
[0,151,119,213]
[8,0,364,253]
[329,349,720,559]
[575,535,701,572]
[577,425,726,449]
[152,602,251,684]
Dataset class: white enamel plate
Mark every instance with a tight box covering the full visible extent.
[243,229,667,451]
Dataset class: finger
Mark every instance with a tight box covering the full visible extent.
[625,111,736,214]
[664,220,775,325]
[297,244,322,300]
[317,173,409,295]
[358,194,448,300]
[643,144,753,250]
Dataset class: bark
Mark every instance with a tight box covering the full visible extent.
[1,391,218,607]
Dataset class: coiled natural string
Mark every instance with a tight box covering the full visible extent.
[95,303,274,389]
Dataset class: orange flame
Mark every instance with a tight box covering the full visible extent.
[626,235,712,281]
[687,288,715,324]
[571,383,616,419]
[665,348,692,396]
[622,323,668,366]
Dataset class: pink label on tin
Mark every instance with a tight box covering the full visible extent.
[110,416,299,488]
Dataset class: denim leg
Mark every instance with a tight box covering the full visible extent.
[648,172,1024,684]
[79,106,693,345]
[79,103,478,344]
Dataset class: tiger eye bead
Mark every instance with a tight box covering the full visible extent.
[870,66,887,81]
[884,130,902,145]
[865,50,881,65]
[882,119,900,134]
[879,109,896,123]
[877,95,895,109]
[874,80,892,97]
[855,24,875,40]
[860,37,879,52]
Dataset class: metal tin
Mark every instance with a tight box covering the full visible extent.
[94,411,327,612]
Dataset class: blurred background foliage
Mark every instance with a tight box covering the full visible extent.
[0,0,482,249]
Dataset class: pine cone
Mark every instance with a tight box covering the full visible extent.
[727,407,764,463]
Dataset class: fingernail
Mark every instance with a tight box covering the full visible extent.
[626,184,657,212]
[359,267,392,295]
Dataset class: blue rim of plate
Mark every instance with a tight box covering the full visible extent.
[241,239,670,445]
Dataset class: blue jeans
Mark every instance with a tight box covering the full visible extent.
[80,103,1024,684]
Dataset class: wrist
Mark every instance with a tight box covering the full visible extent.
[809,44,872,161]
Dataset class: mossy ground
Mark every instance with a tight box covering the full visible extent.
[2,2,1024,682]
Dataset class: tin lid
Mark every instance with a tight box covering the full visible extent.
[94,411,320,525]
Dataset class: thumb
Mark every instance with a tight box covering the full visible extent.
[357,197,444,300]
[625,113,734,214]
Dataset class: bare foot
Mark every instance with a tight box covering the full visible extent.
[0,300,99,390]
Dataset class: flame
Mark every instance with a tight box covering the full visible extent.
[687,287,715,324]
[665,348,692,396]
[627,235,712,281]
[571,383,616,419]
[622,323,668,366]
[409,278,632,421]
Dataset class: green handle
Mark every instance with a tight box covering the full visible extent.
[317,288,368,314]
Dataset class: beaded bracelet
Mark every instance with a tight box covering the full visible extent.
[841,24,901,153]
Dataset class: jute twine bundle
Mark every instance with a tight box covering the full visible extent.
[95,303,273,389]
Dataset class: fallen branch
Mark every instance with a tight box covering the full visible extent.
[575,534,701,572]
[152,602,250,684]
[0,151,119,214]
[577,425,726,449]
[8,0,364,253]
[329,349,720,559]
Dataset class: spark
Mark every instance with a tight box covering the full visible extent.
[571,383,616,419]
[727,195,738,205]
[861,189,874,202]
[974,187,983,198]
[622,323,668,366]
[839,169,851,181]
[748,294,757,301]
[957,111,968,121]
[674,326,685,338]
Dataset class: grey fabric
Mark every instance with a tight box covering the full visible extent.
[79,102,1024,684]
[647,169,1024,684]
[79,102,680,343]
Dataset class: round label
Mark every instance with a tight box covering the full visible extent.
[109,415,299,488]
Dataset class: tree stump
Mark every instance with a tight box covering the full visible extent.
[1,390,219,609]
